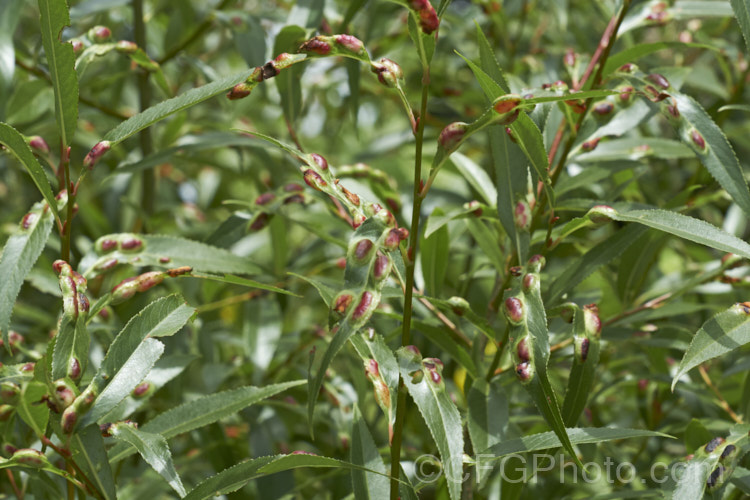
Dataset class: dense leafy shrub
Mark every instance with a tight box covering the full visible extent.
[2,0,750,498]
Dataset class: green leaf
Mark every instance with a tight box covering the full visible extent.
[70,424,116,500]
[719,103,750,113]
[670,92,750,219]
[350,406,389,500]
[110,423,187,497]
[80,295,194,426]
[0,123,60,221]
[108,380,306,463]
[0,201,55,345]
[413,320,478,378]
[0,2,22,119]
[273,25,306,125]
[606,208,750,260]
[547,224,647,304]
[421,208,449,296]
[561,305,601,427]
[350,332,399,435]
[450,152,497,206]
[573,137,693,163]
[397,347,464,500]
[38,0,78,148]
[103,68,256,146]
[189,273,299,297]
[685,419,713,454]
[482,427,672,456]
[467,378,508,457]
[184,453,400,500]
[672,304,750,391]
[17,381,49,437]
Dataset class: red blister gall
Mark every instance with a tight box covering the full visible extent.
[352,291,374,320]
[255,192,276,205]
[333,293,353,315]
[438,122,468,151]
[354,239,374,260]
[516,337,530,362]
[504,297,524,323]
[310,153,328,170]
[300,37,331,55]
[335,34,364,53]
[690,129,706,150]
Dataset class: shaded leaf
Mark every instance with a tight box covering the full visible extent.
[110,423,187,497]
[350,406,389,500]
[0,201,55,345]
[0,123,60,221]
[672,304,750,390]
[397,347,463,500]
[17,381,49,437]
[109,380,306,462]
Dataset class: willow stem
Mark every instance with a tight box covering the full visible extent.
[389,75,430,500]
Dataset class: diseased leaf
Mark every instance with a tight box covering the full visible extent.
[670,92,750,219]
[397,347,463,500]
[603,42,716,76]
[38,0,79,148]
[110,423,187,497]
[672,304,750,390]
[0,201,55,345]
[80,234,265,277]
[109,380,306,462]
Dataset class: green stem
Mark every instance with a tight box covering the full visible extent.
[133,0,155,219]
[60,146,74,262]
[389,77,430,500]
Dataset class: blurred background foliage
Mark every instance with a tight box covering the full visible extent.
[2,0,750,498]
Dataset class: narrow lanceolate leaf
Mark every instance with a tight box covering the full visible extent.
[548,224,647,304]
[670,93,750,219]
[450,152,497,206]
[672,304,750,391]
[594,207,750,260]
[38,0,78,148]
[0,201,54,345]
[662,426,749,499]
[18,381,49,437]
[184,453,402,500]
[70,424,116,500]
[0,123,60,221]
[482,427,672,456]
[82,338,164,427]
[421,208,449,296]
[504,257,580,465]
[467,379,508,458]
[103,69,255,146]
[602,42,716,77]
[80,295,194,426]
[350,332,399,439]
[108,380,305,462]
[562,305,602,426]
[350,406,389,500]
[110,423,187,497]
[397,347,463,500]
[190,273,298,297]
[732,0,750,53]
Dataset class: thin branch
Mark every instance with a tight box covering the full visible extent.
[698,365,743,424]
